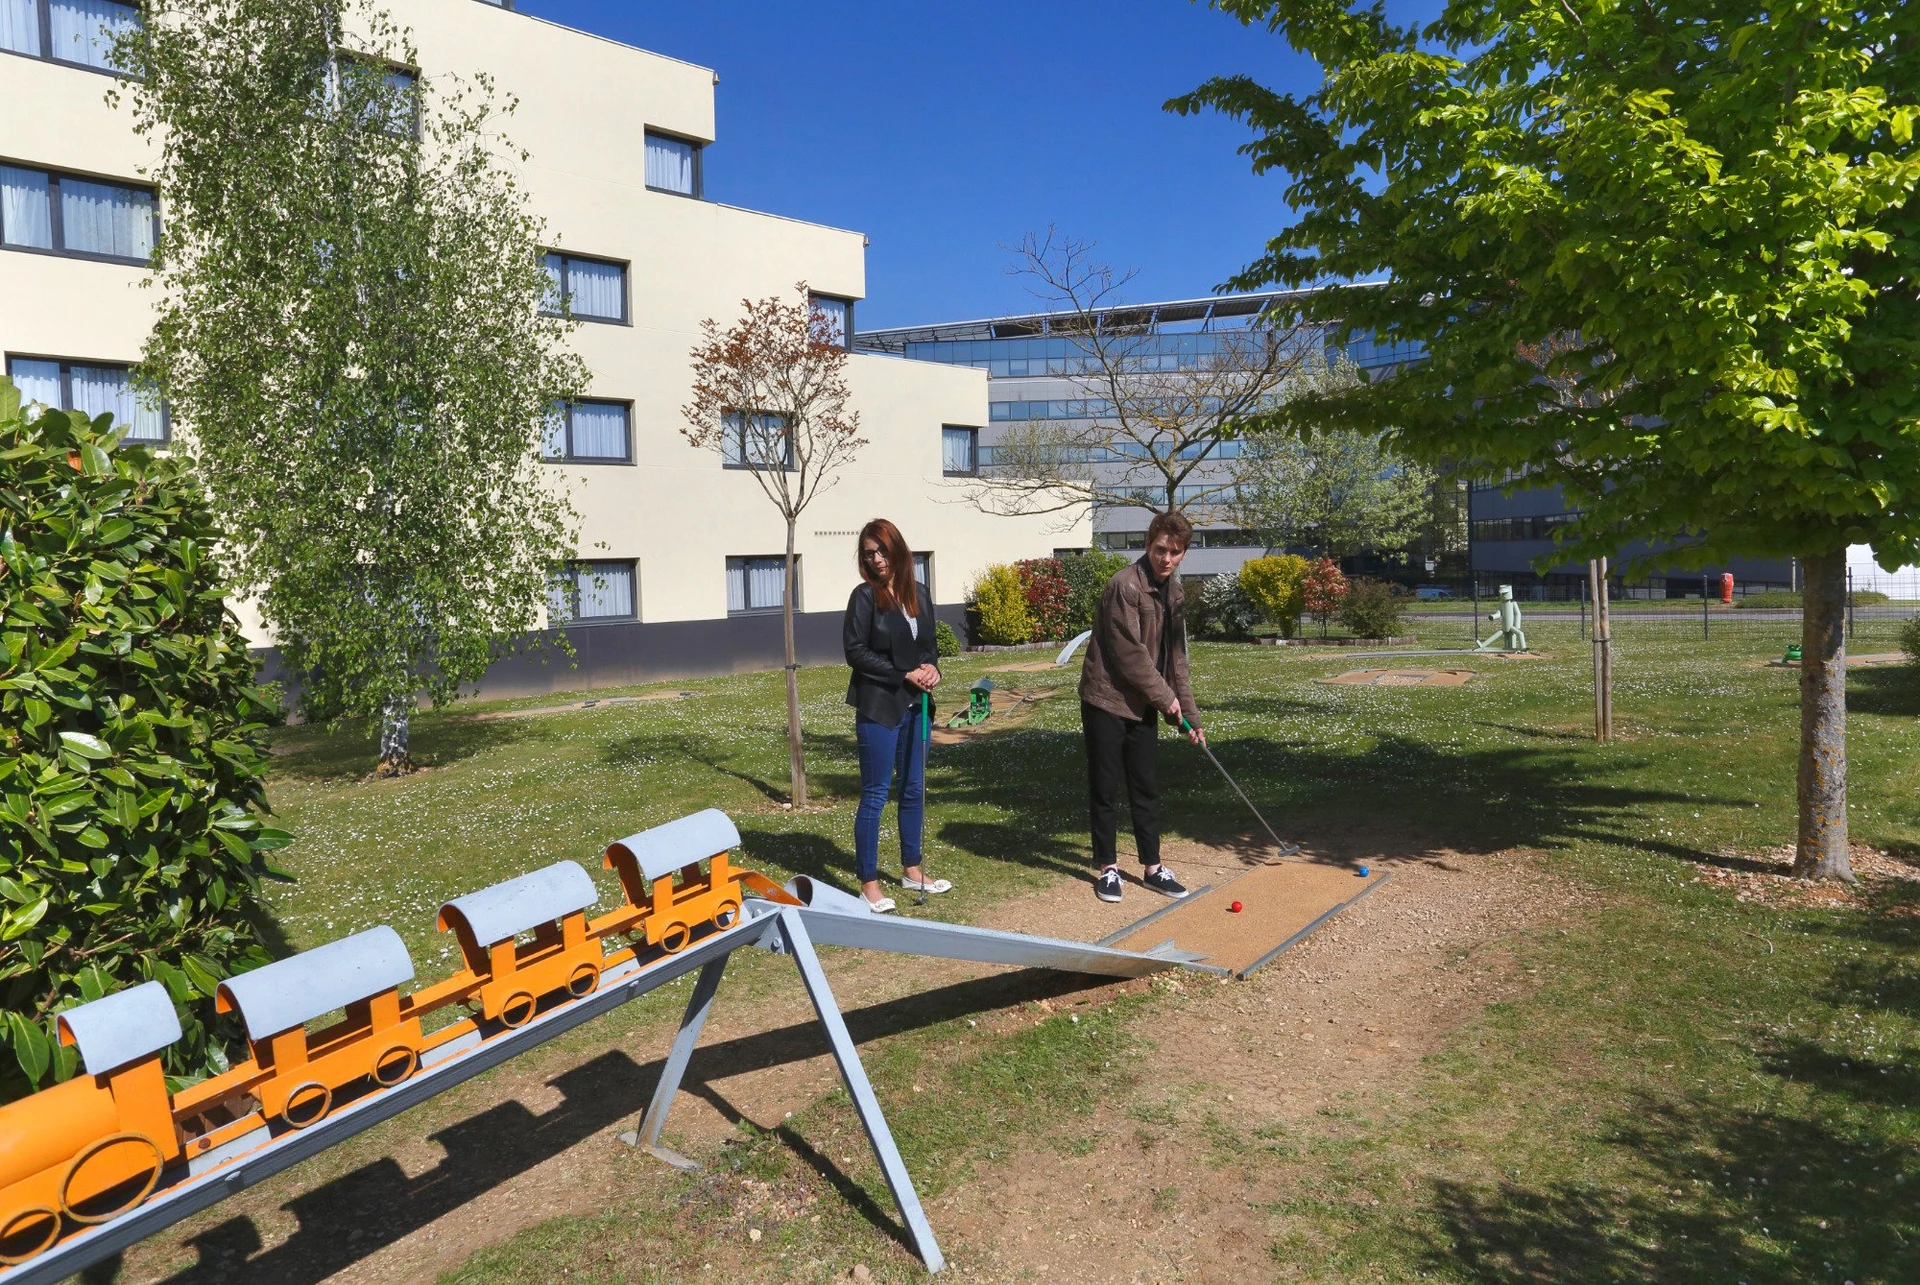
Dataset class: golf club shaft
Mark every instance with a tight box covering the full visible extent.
[1183,718,1296,855]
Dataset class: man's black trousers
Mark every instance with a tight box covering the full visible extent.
[1081,701,1159,869]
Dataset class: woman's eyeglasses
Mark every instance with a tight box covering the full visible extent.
[861,547,888,562]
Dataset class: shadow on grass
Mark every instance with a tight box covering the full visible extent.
[1847,664,1920,718]
[267,714,537,783]
[1417,1097,1920,1282]
[150,968,1096,1284]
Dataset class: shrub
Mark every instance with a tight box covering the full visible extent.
[1339,577,1407,639]
[969,564,1034,645]
[1856,589,1891,606]
[1014,557,1072,641]
[1199,573,1260,638]
[1902,614,1920,664]
[1059,551,1131,637]
[1302,558,1349,633]
[0,391,290,1099]
[935,618,960,658]
[1240,554,1310,637]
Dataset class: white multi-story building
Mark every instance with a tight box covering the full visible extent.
[0,0,1077,692]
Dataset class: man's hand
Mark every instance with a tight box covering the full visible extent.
[1185,721,1205,746]
[1165,697,1182,724]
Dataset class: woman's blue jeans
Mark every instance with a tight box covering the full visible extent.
[854,702,926,883]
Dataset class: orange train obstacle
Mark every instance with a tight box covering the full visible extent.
[0,808,797,1271]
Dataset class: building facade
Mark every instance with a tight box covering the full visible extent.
[857,294,1422,580]
[0,0,1077,694]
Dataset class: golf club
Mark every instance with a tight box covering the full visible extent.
[1180,717,1300,859]
[916,690,931,905]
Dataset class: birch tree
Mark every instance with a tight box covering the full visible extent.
[118,0,585,775]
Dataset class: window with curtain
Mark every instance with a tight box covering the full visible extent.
[721,410,794,470]
[941,426,977,476]
[539,252,626,323]
[1,165,154,262]
[1,0,42,57]
[644,131,700,197]
[541,399,631,462]
[912,553,932,598]
[547,561,636,623]
[7,356,167,441]
[49,0,138,70]
[726,556,792,615]
[808,295,851,349]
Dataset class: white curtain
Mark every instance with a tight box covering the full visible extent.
[8,359,61,412]
[565,258,624,321]
[60,178,154,260]
[540,404,567,459]
[0,0,40,55]
[540,254,564,313]
[1,166,52,249]
[69,363,162,439]
[913,553,930,587]
[575,562,634,619]
[49,0,135,70]
[810,296,849,348]
[942,427,975,474]
[645,134,695,194]
[726,561,747,613]
[545,573,575,625]
[747,558,787,611]
[720,410,745,467]
[569,401,628,459]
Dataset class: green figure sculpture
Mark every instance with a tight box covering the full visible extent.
[1476,584,1528,652]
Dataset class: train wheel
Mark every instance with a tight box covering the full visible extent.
[372,1045,419,1087]
[566,962,600,997]
[713,899,741,930]
[0,1205,61,1266]
[59,1132,164,1224]
[499,991,538,1028]
[282,1081,333,1130]
[659,921,691,954]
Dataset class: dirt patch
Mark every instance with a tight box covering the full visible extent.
[987,660,1063,673]
[1321,668,1476,688]
[929,687,1061,745]
[1691,842,1920,910]
[940,848,1581,1283]
[466,692,693,721]
[1765,652,1907,670]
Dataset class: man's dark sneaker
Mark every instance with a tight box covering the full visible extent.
[1095,867,1124,903]
[1142,866,1189,899]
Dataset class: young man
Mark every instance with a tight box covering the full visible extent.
[1078,509,1205,903]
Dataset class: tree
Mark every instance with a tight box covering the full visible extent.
[0,389,288,1099]
[684,287,867,807]
[119,0,586,775]
[1173,0,1920,879]
[1302,557,1349,634]
[1232,426,1438,559]
[958,230,1322,523]
[1239,554,1310,636]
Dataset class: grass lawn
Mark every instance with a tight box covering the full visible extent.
[130,618,1920,1282]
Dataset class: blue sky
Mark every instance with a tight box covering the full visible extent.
[517,1,1328,329]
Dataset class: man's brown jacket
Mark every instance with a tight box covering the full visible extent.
[1078,557,1199,727]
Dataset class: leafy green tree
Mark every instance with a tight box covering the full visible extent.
[0,388,288,1099]
[1232,429,1437,559]
[118,0,586,774]
[1173,0,1920,879]
[1239,553,1310,637]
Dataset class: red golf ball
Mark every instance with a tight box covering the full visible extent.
[1230,900,1244,913]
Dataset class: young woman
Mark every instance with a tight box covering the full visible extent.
[843,518,949,912]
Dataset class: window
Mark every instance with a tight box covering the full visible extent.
[2,0,139,73]
[644,131,702,197]
[1,164,156,263]
[808,294,852,350]
[721,409,794,470]
[7,355,166,441]
[912,552,932,599]
[337,60,418,137]
[540,252,627,324]
[727,556,794,615]
[1471,513,1577,543]
[542,399,631,463]
[547,560,636,624]
[941,426,977,476]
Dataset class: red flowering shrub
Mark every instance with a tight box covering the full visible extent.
[1303,558,1349,633]
[1015,558,1072,641]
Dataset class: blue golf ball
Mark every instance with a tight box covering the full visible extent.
[1357,864,1370,878]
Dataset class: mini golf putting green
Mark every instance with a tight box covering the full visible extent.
[1320,668,1476,688]
[1102,861,1391,977]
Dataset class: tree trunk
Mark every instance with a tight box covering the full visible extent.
[782,520,807,808]
[377,696,414,777]
[1795,549,1852,880]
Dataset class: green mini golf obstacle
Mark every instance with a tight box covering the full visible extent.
[948,676,995,728]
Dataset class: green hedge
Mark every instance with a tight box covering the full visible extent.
[0,387,289,1099]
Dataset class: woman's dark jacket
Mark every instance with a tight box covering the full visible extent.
[844,581,939,725]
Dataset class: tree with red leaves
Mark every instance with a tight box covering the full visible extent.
[684,285,867,806]
[1303,558,1349,636]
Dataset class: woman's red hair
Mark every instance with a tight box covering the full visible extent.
[858,518,918,616]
